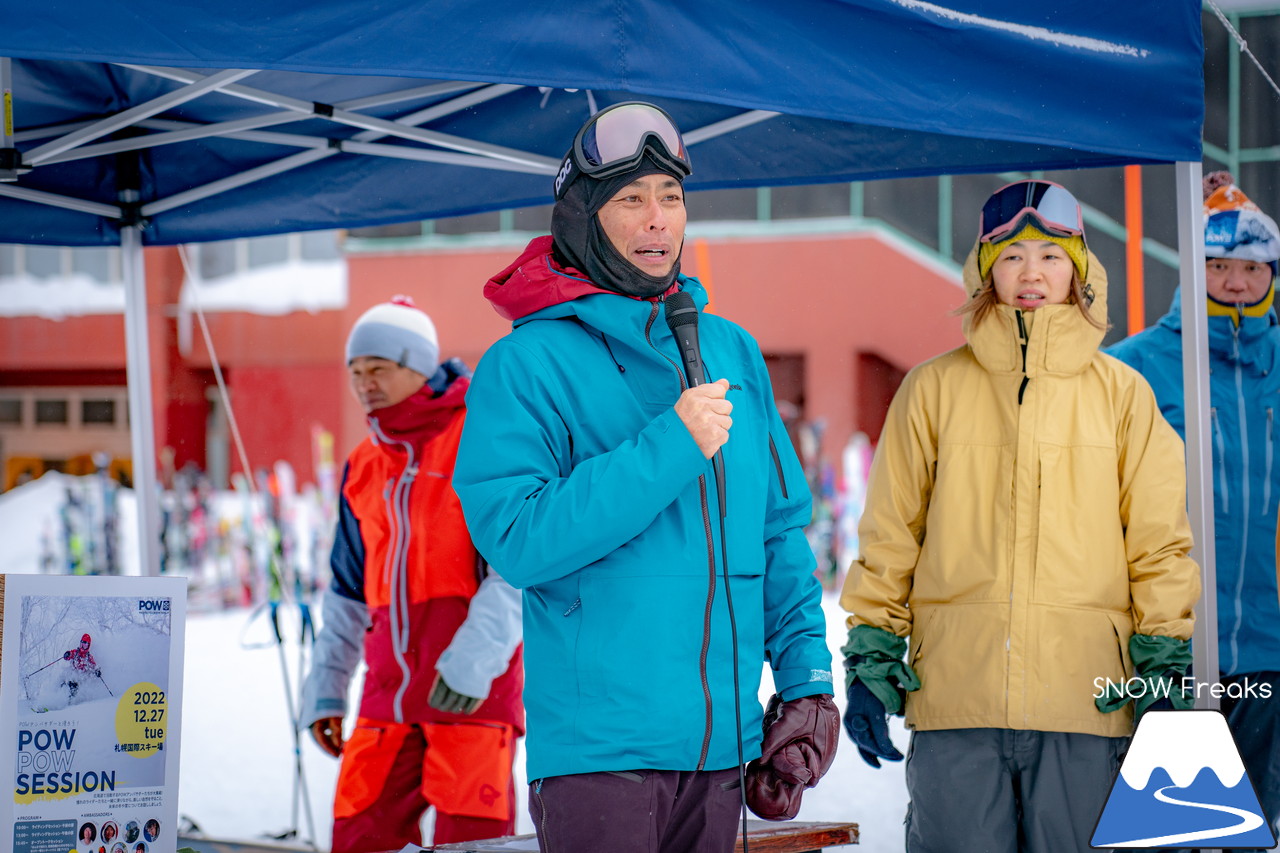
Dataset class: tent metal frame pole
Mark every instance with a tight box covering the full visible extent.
[138,85,550,216]
[123,65,556,170]
[1175,160,1219,708]
[0,56,16,181]
[133,126,554,181]
[0,182,120,217]
[24,68,259,166]
[683,110,779,145]
[121,219,161,576]
[43,82,521,168]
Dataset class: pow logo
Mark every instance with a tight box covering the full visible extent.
[478,782,501,806]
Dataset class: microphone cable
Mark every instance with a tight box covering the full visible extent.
[664,293,750,851]
[713,453,751,852]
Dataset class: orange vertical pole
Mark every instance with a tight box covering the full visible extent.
[1124,164,1145,335]
[693,237,716,314]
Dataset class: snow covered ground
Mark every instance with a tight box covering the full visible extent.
[177,599,910,852]
[2,473,910,851]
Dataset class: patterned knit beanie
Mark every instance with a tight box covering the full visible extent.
[1203,170,1280,274]
[345,295,439,377]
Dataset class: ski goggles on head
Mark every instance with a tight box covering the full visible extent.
[554,101,691,199]
[979,179,1086,245]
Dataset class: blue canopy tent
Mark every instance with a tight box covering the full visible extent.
[0,1,1218,688]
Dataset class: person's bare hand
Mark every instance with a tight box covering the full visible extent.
[310,717,344,757]
[675,378,733,459]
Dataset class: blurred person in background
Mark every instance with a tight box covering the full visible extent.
[301,297,524,851]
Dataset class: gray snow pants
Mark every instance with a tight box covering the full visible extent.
[1223,671,1280,851]
[528,767,742,853]
[904,728,1127,853]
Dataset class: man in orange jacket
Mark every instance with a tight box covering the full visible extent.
[301,297,524,852]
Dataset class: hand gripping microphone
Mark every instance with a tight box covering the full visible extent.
[664,292,726,518]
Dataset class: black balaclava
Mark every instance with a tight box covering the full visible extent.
[551,152,684,299]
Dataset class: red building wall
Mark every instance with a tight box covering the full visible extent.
[0,229,966,488]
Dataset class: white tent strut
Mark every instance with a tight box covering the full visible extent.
[1175,161,1220,710]
[121,216,162,576]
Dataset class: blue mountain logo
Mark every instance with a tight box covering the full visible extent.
[1091,710,1276,849]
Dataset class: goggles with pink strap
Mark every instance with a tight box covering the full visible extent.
[979,179,1086,245]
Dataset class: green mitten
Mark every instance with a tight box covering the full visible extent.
[840,624,921,716]
[1095,634,1193,717]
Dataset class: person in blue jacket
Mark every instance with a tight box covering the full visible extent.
[1108,171,1280,840]
[453,102,839,852]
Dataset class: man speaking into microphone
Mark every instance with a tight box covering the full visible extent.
[454,102,837,853]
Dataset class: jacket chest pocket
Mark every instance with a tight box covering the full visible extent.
[1031,443,1128,609]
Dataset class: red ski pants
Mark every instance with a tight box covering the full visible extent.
[331,717,516,853]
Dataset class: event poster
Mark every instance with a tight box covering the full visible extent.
[0,574,186,853]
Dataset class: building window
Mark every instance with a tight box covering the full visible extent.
[34,399,69,425]
[71,248,114,282]
[300,230,341,261]
[81,399,117,425]
[247,234,290,268]
[25,245,63,279]
[0,398,21,425]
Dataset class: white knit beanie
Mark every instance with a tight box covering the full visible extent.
[345,295,439,377]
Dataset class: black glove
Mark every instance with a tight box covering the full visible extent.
[843,678,904,768]
[63,651,71,660]
[95,669,101,678]
[427,673,481,714]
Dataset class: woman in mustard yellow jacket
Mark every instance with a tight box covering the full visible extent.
[839,180,1201,853]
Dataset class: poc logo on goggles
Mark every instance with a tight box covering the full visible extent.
[554,156,574,198]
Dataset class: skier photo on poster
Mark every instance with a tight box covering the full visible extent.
[15,593,170,787]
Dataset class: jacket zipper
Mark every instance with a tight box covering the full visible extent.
[534,779,549,851]
[370,418,418,724]
[1265,408,1274,517]
[1015,310,1030,405]
[1227,328,1250,673]
[1211,408,1229,514]
[644,300,716,769]
[1007,309,1031,719]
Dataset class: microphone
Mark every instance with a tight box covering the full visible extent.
[664,292,726,518]
[664,291,707,387]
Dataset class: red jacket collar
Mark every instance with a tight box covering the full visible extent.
[367,376,468,449]
[484,236,677,321]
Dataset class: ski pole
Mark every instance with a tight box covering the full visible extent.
[269,577,317,846]
[25,658,64,678]
[96,671,114,696]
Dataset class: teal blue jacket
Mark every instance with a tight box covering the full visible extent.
[1107,290,1280,675]
[454,238,834,780]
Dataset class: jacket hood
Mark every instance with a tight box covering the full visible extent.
[960,240,1109,377]
[367,358,470,447]
[485,236,680,324]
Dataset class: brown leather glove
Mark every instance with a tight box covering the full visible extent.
[744,693,840,821]
[310,717,344,758]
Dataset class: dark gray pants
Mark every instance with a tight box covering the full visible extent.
[528,767,742,853]
[1223,671,1280,851]
[904,728,1127,853]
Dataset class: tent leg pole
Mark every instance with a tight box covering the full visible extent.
[1175,160,1219,709]
[123,224,161,576]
